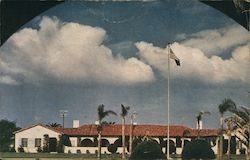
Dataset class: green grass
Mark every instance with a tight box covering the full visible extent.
[0,152,248,160]
[0,152,124,160]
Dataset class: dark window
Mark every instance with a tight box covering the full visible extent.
[21,138,28,147]
[35,138,41,147]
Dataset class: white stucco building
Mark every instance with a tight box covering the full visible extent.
[14,122,248,155]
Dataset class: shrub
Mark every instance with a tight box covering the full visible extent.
[107,144,117,154]
[182,139,215,159]
[129,139,166,160]
[37,146,42,153]
[17,146,24,152]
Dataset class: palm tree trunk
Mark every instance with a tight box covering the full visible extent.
[98,131,102,159]
[219,115,224,160]
[227,134,231,159]
[122,117,126,159]
[247,125,250,160]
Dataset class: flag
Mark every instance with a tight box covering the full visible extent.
[170,48,180,66]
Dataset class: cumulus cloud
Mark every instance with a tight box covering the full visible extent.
[0,17,154,85]
[136,41,249,84]
[0,75,19,85]
[177,25,249,56]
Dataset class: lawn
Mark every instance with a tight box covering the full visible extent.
[0,153,247,160]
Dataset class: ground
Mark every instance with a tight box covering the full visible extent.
[0,153,248,160]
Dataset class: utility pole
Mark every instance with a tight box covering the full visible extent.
[60,110,68,128]
[167,44,170,160]
[129,112,138,155]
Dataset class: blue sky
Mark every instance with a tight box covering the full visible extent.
[0,0,249,129]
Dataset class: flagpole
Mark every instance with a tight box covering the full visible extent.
[167,43,170,160]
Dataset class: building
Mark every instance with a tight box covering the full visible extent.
[14,122,248,155]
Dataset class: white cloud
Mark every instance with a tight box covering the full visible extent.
[136,41,249,84]
[0,16,154,86]
[177,25,249,56]
[0,75,19,85]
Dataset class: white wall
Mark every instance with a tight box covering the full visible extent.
[15,125,61,153]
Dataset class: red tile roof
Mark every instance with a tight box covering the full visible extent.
[52,124,219,137]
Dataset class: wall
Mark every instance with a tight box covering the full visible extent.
[15,125,61,153]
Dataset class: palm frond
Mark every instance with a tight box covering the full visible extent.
[239,105,250,115]
[104,110,117,117]
[218,98,237,115]
[121,104,130,117]
[97,104,105,120]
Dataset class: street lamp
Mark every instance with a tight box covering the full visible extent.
[129,112,138,155]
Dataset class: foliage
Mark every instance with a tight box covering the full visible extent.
[129,139,166,160]
[17,146,24,152]
[182,139,215,159]
[46,123,62,128]
[107,144,117,154]
[224,105,249,148]
[120,104,130,158]
[37,146,43,153]
[0,119,21,152]
[218,99,236,115]
[120,104,130,117]
[62,134,72,146]
[57,135,64,153]
[96,104,117,159]
[97,104,117,123]
[42,134,49,153]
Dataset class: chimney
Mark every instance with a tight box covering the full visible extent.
[196,120,203,129]
[73,120,80,128]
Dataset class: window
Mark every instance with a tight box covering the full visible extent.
[21,138,28,147]
[35,138,41,147]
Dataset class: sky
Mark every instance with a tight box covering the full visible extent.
[0,0,249,129]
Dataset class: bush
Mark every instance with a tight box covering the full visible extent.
[108,144,117,154]
[17,146,24,152]
[182,139,215,159]
[37,146,42,153]
[240,148,246,154]
[129,139,166,160]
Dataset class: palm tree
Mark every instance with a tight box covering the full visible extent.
[196,111,210,138]
[120,104,130,159]
[228,105,250,160]
[97,104,117,159]
[46,122,62,128]
[218,99,236,160]
[224,116,236,159]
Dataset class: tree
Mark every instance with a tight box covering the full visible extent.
[46,122,62,128]
[226,105,250,160]
[97,104,117,159]
[182,139,215,159]
[218,98,236,160]
[129,139,166,160]
[120,104,130,159]
[42,134,49,152]
[224,116,236,159]
[0,119,20,152]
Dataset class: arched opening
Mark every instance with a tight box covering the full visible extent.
[101,139,110,147]
[114,138,122,147]
[164,139,176,154]
[81,138,94,147]
[184,140,191,147]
